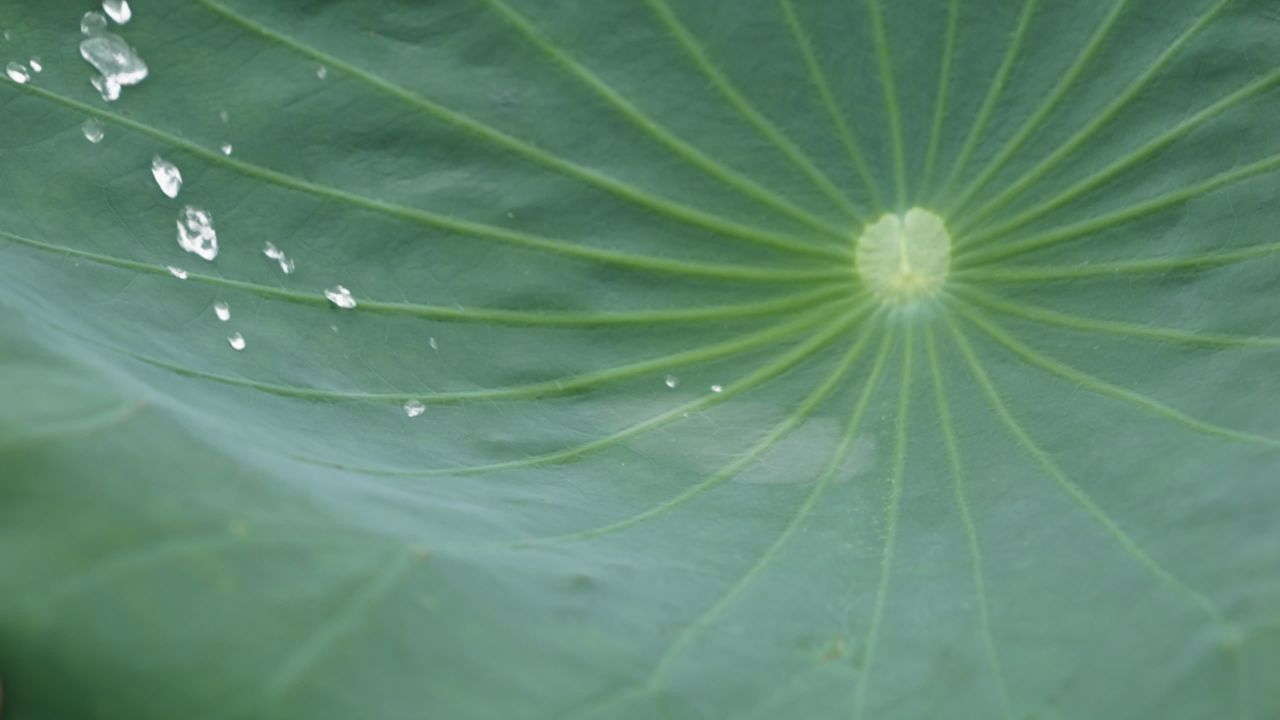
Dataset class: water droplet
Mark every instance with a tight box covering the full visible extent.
[710,384,723,393]
[316,65,327,79]
[403,400,425,418]
[664,374,679,389]
[80,32,148,102]
[262,242,295,274]
[428,337,438,350]
[81,11,108,36]
[218,109,229,123]
[176,206,218,261]
[102,0,132,25]
[90,74,120,102]
[227,332,245,351]
[28,57,41,73]
[2,30,10,42]
[324,285,357,309]
[213,301,230,322]
[220,143,232,156]
[6,62,29,84]
[81,118,105,143]
[150,155,182,198]
[166,265,188,279]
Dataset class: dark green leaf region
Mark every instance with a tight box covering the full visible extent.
[2,0,1278,718]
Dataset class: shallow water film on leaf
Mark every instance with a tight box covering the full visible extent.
[1,0,1279,719]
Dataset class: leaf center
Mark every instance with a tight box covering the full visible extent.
[854,208,952,304]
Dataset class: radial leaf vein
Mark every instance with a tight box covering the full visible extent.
[943,317,1234,627]
[955,241,1280,283]
[193,0,843,258]
[9,84,847,281]
[958,287,1280,348]
[866,0,908,206]
[954,305,1280,451]
[920,0,960,198]
[851,325,913,720]
[641,0,865,220]
[925,327,1013,719]
[478,0,853,240]
[948,0,1132,213]
[956,0,1231,227]
[779,0,886,209]
[519,312,885,547]
[648,323,897,689]
[937,0,1039,205]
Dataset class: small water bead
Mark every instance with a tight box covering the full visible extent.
[81,118,105,143]
[664,374,679,389]
[428,337,438,350]
[316,65,327,79]
[177,206,218,261]
[218,110,229,123]
[710,384,723,394]
[220,143,232,156]
[102,0,132,25]
[150,155,182,198]
[6,62,29,84]
[213,301,231,321]
[166,265,188,279]
[324,285,357,309]
[80,32,148,102]
[227,332,246,351]
[28,58,41,73]
[262,242,295,274]
[81,11,108,36]
[403,400,426,418]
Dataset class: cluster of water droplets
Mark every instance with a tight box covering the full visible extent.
[79,3,147,103]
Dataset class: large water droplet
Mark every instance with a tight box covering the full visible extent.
[176,206,218,261]
[262,242,295,274]
[324,285,357,309]
[213,301,231,322]
[227,332,246,351]
[664,374,679,389]
[166,265,188,280]
[81,11,108,36]
[80,32,148,102]
[28,57,41,73]
[403,400,426,418]
[102,0,132,25]
[81,118,105,143]
[5,62,29,84]
[150,155,182,198]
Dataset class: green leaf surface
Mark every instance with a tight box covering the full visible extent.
[2,0,1279,718]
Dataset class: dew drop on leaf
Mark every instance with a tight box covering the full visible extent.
[316,65,327,80]
[81,118,105,143]
[428,337,438,350]
[213,301,230,322]
[403,400,426,418]
[80,11,108,36]
[150,156,182,199]
[28,57,41,73]
[220,143,233,156]
[226,332,245,351]
[664,374,678,389]
[324,285,357,309]
[176,206,218,261]
[102,0,132,25]
[166,265,188,280]
[262,242,295,274]
[80,32,148,102]
[709,384,723,394]
[5,62,29,84]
